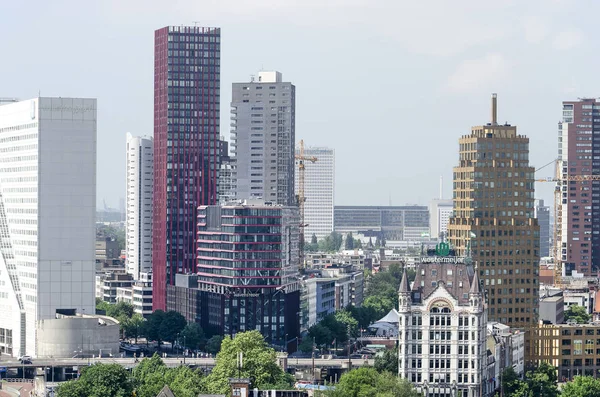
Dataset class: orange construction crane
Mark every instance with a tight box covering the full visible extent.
[295,140,317,268]
[536,159,600,287]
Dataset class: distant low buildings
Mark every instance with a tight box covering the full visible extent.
[334,205,429,242]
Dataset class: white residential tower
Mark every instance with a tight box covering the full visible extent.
[125,133,153,279]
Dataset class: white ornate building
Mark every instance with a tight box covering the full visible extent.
[398,262,488,397]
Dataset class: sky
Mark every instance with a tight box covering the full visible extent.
[1,0,598,209]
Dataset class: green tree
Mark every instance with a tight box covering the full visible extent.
[206,335,223,355]
[347,305,379,330]
[354,238,363,249]
[181,322,204,350]
[345,232,355,250]
[144,309,166,345]
[501,367,524,397]
[565,305,591,324]
[561,376,600,397]
[526,362,559,397]
[322,367,419,397]
[123,313,144,343]
[56,364,133,397]
[160,311,187,350]
[132,354,206,397]
[203,331,292,395]
[374,347,398,374]
[311,234,318,245]
[335,310,359,337]
[298,338,314,353]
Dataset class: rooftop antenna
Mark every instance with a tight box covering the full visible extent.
[250,74,255,82]
[491,93,498,125]
[193,21,201,26]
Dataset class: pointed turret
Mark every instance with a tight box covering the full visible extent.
[399,268,411,293]
[470,270,482,295]
[398,268,412,312]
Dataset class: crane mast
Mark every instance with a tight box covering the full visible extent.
[295,140,317,269]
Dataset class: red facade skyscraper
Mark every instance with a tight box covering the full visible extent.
[559,99,600,276]
[153,26,221,310]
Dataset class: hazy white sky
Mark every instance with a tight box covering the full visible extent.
[1,0,597,208]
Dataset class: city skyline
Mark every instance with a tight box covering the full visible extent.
[5,1,598,210]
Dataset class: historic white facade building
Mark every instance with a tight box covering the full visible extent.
[398,262,488,397]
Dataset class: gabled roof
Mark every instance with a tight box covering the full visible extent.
[156,386,176,397]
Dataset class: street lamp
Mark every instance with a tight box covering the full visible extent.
[183,335,187,365]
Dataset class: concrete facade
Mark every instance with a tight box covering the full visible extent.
[36,314,119,358]
[0,97,96,358]
[539,295,565,324]
[231,71,296,206]
[125,133,153,279]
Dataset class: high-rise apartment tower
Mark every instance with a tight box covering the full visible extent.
[294,146,334,240]
[0,97,96,357]
[534,199,550,258]
[558,99,600,276]
[447,94,540,338]
[126,133,153,279]
[152,26,221,310]
[231,71,295,205]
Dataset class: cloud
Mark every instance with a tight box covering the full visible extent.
[444,53,510,94]
[553,29,584,50]
[522,16,550,43]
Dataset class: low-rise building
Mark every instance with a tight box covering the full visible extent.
[486,322,525,389]
[37,312,120,358]
[531,322,600,381]
[96,271,134,304]
[300,278,335,331]
[539,295,565,325]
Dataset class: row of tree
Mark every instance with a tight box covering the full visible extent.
[57,331,294,397]
[304,232,365,253]
[95,300,223,353]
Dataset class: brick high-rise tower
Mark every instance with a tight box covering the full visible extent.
[447,94,540,344]
[153,26,221,310]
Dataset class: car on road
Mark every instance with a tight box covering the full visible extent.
[18,355,32,362]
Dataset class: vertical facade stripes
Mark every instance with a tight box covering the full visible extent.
[559,99,600,276]
[153,26,221,310]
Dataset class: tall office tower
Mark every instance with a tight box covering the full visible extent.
[447,94,540,335]
[294,146,334,240]
[231,71,296,205]
[430,199,453,240]
[558,99,600,276]
[167,200,300,345]
[534,199,551,258]
[217,138,235,203]
[126,133,154,279]
[0,97,96,357]
[152,26,221,310]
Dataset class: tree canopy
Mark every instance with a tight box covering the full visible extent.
[320,367,419,397]
[203,330,293,394]
[565,304,591,324]
[561,376,600,397]
[56,364,133,397]
[374,347,398,374]
[500,362,558,397]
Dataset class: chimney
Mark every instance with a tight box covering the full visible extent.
[491,93,497,125]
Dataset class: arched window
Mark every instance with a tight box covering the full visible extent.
[430,304,452,326]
